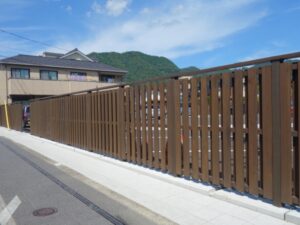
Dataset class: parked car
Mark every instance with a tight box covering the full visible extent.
[23,105,30,128]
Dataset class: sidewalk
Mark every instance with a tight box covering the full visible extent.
[0,127,299,225]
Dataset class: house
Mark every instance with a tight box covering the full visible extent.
[0,48,127,103]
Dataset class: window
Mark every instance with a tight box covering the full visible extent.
[100,75,115,83]
[11,68,30,79]
[70,72,87,81]
[40,70,58,80]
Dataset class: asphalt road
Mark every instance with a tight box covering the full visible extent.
[0,137,172,225]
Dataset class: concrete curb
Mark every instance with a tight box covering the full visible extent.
[211,190,290,220]
[285,210,300,225]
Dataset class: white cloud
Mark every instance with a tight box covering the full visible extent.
[59,0,267,58]
[140,7,151,14]
[92,1,102,14]
[241,40,287,61]
[105,0,130,16]
[86,1,102,17]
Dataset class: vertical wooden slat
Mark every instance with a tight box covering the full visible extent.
[147,83,153,167]
[153,83,160,169]
[222,73,231,188]
[175,80,181,175]
[95,93,99,152]
[200,77,208,181]
[109,92,113,156]
[113,91,117,157]
[97,92,101,153]
[262,66,273,199]
[234,71,244,192]
[297,62,300,203]
[135,86,142,164]
[280,63,292,204]
[141,85,147,165]
[118,88,125,160]
[167,79,181,175]
[159,83,166,171]
[105,92,109,154]
[125,88,131,161]
[100,93,103,153]
[182,79,190,177]
[211,75,220,185]
[248,68,258,195]
[77,96,80,148]
[130,87,136,162]
[191,78,199,179]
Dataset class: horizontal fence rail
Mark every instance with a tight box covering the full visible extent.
[3,52,300,208]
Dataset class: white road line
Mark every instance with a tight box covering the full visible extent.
[0,196,21,225]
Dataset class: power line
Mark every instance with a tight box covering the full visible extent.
[0,53,9,58]
[0,28,69,52]
[0,44,34,55]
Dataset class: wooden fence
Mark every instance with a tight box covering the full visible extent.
[26,56,300,207]
[0,104,23,131]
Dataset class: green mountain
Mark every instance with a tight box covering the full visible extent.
[180,66,199,72]
[88,51,195,82]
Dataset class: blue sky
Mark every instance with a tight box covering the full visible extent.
[0,0,300,69]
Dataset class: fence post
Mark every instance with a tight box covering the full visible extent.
[167,78,181,176]
[118,87,125,160]
[4,101,10,129]
[86,92,92,151]
[271,60,282,206]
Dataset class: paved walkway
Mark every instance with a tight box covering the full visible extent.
[0,127,299,225]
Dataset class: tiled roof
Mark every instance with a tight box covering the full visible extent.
[0,54,127,74]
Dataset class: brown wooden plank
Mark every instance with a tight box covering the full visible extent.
[135,86,142,164]
[182,79,190,177]
[80,96,83,149]
[261,66,273,199]
[95,93,99,152]
[200,77,208,181]
[174,80,182,175]
[105,92,109,154]
[77,97,81,147]
[112,91,117,157]
[166,79,181,175]
[73,96,76,147]
[297,63,300,204]
[91,93,95,151]
[153,83,159,169]
[211,75,220,185]
[222,73,232,188]
[191,78,199,179]
[147,83,153,167]
[271,61,282,206]
[117,88,124,159]
[77,96,80,148]
[248,68,259,195]
[280,63,292,204]
[141,85,147,165]
[125,88,131,161]
[100,92,105,154]
[79,97,82,148]
[109,92,114,155]
[102,92,106,153]
[130,87,136,162]
[97,92,101,153]
[234,71,244,192]
[159,83,166,171]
